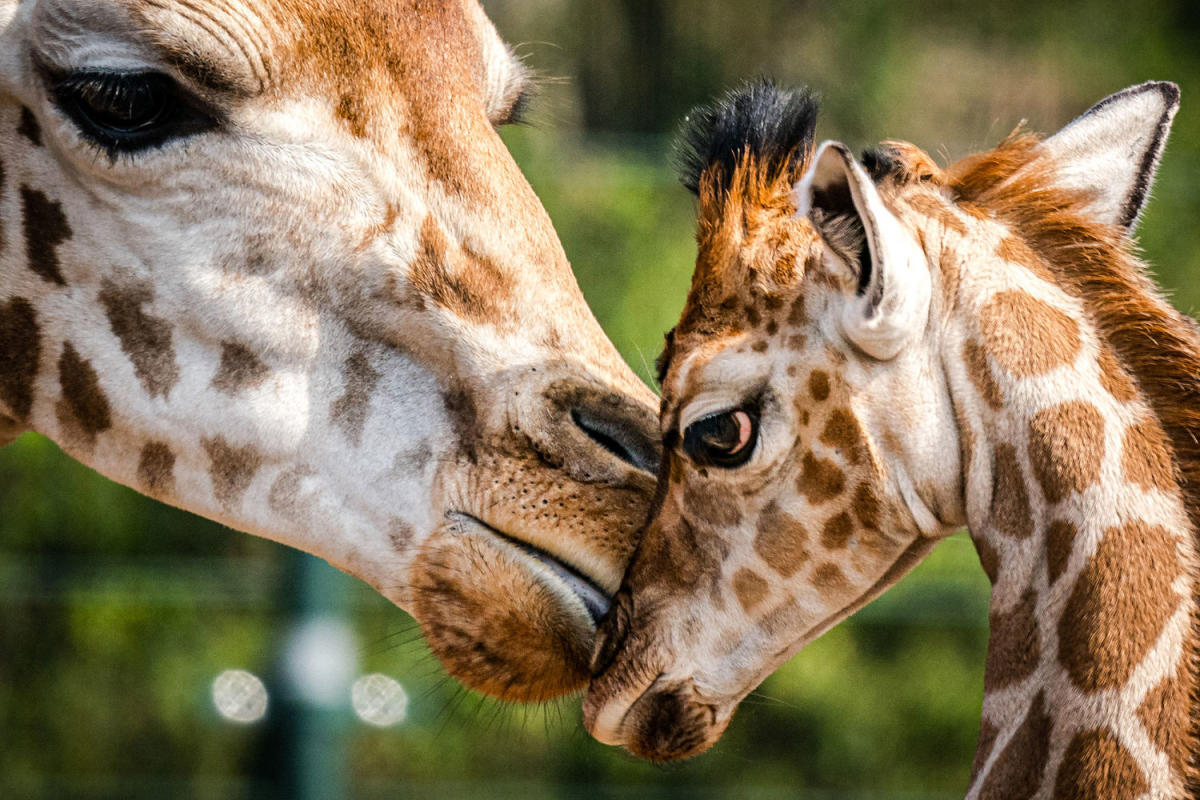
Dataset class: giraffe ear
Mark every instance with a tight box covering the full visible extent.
[1038,81,1180,230]
[795,141,931,361]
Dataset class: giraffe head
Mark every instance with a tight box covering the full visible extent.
[0,0,660,702]
[584,79,1185,761]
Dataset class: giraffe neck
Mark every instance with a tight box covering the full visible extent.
[948,285,1199,798]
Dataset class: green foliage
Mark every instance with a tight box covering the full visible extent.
[4,0,1200,795]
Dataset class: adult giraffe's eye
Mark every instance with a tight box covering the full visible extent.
[51,71,214,155]
[682,409,759,469]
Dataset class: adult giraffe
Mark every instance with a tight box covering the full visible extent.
[585,80,1200,797]
[0,0,660,703]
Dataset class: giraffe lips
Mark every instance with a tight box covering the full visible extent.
[456,514,612,625]
[505,537,613,624]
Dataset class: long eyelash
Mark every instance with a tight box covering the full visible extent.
[43,66,217,162]
[500,88,532,126]
[494,48,568,128]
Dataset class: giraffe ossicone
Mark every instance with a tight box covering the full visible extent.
[0,0,661,704]
[585,78,1200,799]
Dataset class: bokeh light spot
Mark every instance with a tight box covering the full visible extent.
[212,669,268,724]
[351,673,408,727]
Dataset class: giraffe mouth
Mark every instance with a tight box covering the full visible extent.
[453,513,612,625]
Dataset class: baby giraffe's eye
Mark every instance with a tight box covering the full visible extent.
[682,409,759,469]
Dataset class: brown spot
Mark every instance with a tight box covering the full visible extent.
[997,235,1054,282]
[21,186,72,286]
[853,483,881,530]
[1059,520,1180,692]
[733,568,769,612]
[1136,669,1191,780]
[980,291,1080,377]
[443,384,483,462]
[820,408,864,464]
[939,246,962,302]
[1096,346,1138,403]
[820,512,854,550]
[683,481,743,527]
[202,436,263,509]
[636,509,726,595]
[137,442,175,496]
[808,370,830,402]
[743,305,762,328]
[788,296,808,326]
[812,562,849,593]
[798,452,845,504]
[956,404,976,473]
[0,297,40,419]
[335,92,368,137]
[212,341,269,394]
[56,342,112,444]
[964,338,1004,410]
[751,340,768,353]
[388,519,415,552]
[266,465,313,517]
[331,350,382,445]
[1121,418,1175,492]
[98,279,179,399]
[992,443,1032,539]
[408,216,513,326]
[1027,401,1105,504]
[765,319,779,336]
[17,107,41,146]
[977,691,1051,800]
[971,718,1000,783]
[758,597,803,638]
[984,588,1040,692]
[1053,729,1147,800]
[754,501,810,578]
[973,533,1001,584]
[787,334,807,350]
[1044,519,1077,585]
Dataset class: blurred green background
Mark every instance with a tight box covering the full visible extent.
[3,1,1199,797]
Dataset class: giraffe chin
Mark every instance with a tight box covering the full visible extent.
[408,516,610,702]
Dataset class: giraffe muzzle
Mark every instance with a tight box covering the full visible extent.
[583,672,730,762]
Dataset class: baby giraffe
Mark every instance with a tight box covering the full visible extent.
[584,79,1200,799]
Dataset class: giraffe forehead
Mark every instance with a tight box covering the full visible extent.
[682,210,818,329]
[272,0,483,91]
[665,276,828,414]
[45,0,518,112]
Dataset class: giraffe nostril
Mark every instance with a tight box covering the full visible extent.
[571,406,660,474]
